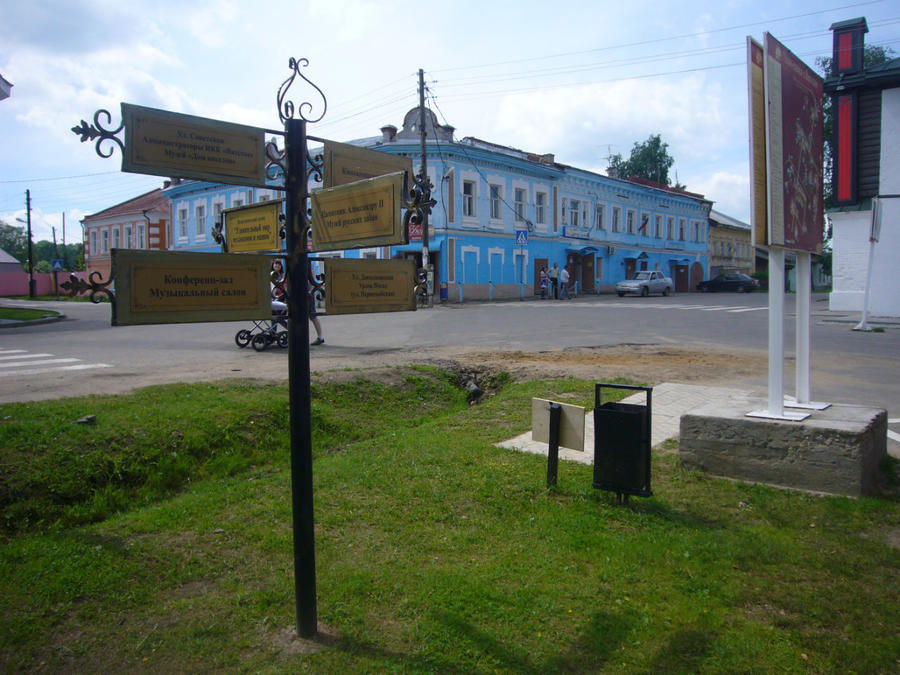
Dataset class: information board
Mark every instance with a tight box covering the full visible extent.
[224,200,284,253]
[324,258,417,315]
[113,249,271,325]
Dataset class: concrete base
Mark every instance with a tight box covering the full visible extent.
[679,398,887,496]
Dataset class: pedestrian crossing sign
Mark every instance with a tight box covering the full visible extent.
[51,259,64,271]
[515,230,528,246]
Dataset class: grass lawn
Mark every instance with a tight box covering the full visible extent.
[0,307,61,321]
[1,369,898,673]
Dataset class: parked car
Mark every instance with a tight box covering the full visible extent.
[615,270,674,297]
[696,272,760,293]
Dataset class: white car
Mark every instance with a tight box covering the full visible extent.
[615,270,674,297]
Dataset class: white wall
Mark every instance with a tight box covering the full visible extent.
[829,86,900,317]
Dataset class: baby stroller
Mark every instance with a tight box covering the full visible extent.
[234,299,289,351]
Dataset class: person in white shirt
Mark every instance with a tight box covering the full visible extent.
[559,265,571,300]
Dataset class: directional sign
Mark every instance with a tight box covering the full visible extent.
[310,172,406,251]
[224,200,284,253]
[323,140,413,189]
[112,249,271,326]
[121,103,267,187]
[515,229,528,246]
[324,258,417,315]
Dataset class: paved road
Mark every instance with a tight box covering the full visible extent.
[2,294,898,448]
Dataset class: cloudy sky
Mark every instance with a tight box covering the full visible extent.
[1,0,898,244]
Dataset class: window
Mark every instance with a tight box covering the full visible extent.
[90,231,97,256]
[125,225,132,249]
[178,208,188,239]
[213,203,224,229]
[195,205,206,238]
[626,209,635,234]
[654,215,663,238]
[112,227,120,250]
[612,206,621,232]
[490,184,502,220]
[569,199,580,227]
[679,218,686,241]
[639,213,649,236]
[560,198,567,225]
[514,188,526,222]
[595,204,605,230]
[232,197,244,208]
[463,180,476,218]
[137,224,145,249]
[667,216,675,239]
[101,230,108,253]
[535,192,546,224]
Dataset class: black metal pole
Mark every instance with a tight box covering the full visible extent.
[547,403,561,487]
[417,68,431,307]
[284,117,317,638]
[25,189,35,298]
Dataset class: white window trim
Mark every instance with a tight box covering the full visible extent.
[178,207,189,240]
[460,171,479,224]
[513,249,529,284]
[488,181,504,227]
[595,202,606,231]
[626,208,636,234]
[194,201,207,241]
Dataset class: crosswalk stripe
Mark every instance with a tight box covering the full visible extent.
[0,358,80,369]
[0,350,27,355]
[1,363,113,377]
[0,353,54,361]
[728,307,767,313]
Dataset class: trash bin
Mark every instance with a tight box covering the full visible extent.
[592,383,652,500]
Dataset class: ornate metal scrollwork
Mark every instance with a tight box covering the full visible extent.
[266,138,287,183]
[307,148,324,184]
[60,272,118,324]
[70,109,124,158]
[211,218,228,252]
[277,57,327,124]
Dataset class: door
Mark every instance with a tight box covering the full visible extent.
[674,265,689,292]
[690,262,703,292]
[581,254,595,292]
[625,258,636,280]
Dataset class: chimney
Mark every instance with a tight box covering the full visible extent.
[380,125,397,142]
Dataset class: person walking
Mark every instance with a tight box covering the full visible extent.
[307,259,325,346]
[559,264,571,300]
[549,262,559,299]
[539,266,548,299]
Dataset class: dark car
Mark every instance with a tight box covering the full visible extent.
[697,272,760,293]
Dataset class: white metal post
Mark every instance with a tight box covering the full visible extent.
[795,250,810,403]
[768,247,785,416]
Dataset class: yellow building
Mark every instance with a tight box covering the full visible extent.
[707,210,753,277]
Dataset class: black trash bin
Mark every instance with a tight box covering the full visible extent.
[592,383,652,500]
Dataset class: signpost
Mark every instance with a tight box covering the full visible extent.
[322,140,413,189]
[69,57,436,641]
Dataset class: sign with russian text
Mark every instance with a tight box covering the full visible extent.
[324,258,416,315]
[225,200,284,253]
[310,172,406,251]
[113,249,270,325]
[763,33,824,252]
[747,37,768,247]
[121,103,267,187]
[323,140,413,188]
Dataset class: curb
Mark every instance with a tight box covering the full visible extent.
[0,313,66,329]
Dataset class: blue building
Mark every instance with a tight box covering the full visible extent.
[165,108,711,300]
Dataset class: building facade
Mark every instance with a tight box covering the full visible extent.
[82,188,170,280]
[707,210,754,277]
[166,108,711,300]
[825,17,900,317]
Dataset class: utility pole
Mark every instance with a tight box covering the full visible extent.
[417,68,432,307]
[25,189,35,298]
[62,212,67,271]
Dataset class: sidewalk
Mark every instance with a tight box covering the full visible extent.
[496,382,898,462]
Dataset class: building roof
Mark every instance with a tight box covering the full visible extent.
[83,188,170,222]
[0,248,23,265]
[709,209,750,230]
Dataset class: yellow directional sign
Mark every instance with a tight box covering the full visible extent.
[323,140,413,188]
[113,250,271,325]
[225,200,284,253]
[324,258,417,315]
[310,172,406,251]
[121,103,267,187]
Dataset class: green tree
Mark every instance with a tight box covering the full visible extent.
[606,134,685,189]
[816,45,896,209]
[0,220,28,262]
